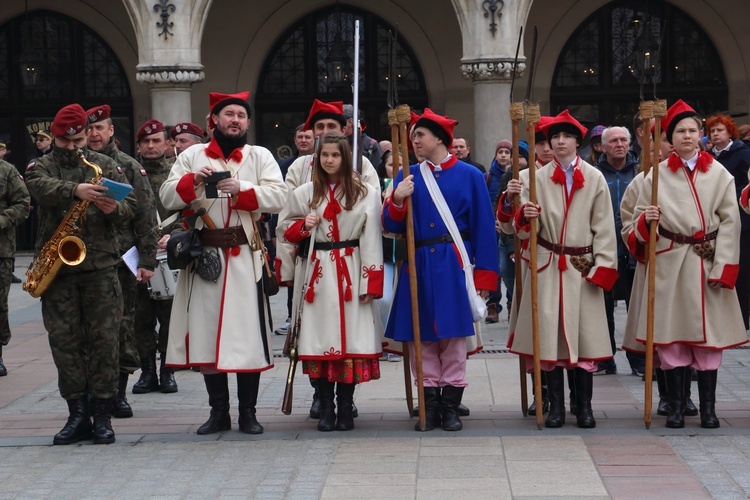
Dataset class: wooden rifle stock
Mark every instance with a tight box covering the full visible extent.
[281,319,300,415]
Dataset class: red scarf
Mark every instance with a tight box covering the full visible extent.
[204,137,244,163]
[667,151,712,173]
[550,156,584,191]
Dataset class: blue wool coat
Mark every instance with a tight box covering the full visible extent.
[383,158,499,342]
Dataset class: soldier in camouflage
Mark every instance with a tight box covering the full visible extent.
[133,119,181,394]
[25,103,137,445]
[0,152,31,376]
[86,105,159,418]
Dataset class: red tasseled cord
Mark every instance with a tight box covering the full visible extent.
[344,285,352,302]
[305,286,315,303]
[558,254,568,271]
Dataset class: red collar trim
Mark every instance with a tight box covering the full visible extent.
[204,137,244,163]
[428,155,458,171]
[550,156,584,190]
[667,151,712,173]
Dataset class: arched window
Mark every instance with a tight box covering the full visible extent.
[256,6,427,160]
[0,10,133,249]
[551,1,727,128]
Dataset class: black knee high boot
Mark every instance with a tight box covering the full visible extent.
[665,367,685,428]
[684,368,699,416]
[567,369,577,416]
[440,385,465,431]
[416,387,442,431]
[545,367,566,428]
[335,383,355,431]
[528,371,549,416]
[197,373,231,435]
[656,368,669,416]
[574,368,596,428]
[697,369,720,429]
[309,377,321,419]
[316,379,336,432]
[237,372,263,434]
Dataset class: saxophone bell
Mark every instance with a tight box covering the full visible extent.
[58,235,87,266]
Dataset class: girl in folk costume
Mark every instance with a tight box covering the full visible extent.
[635,100,747,429]
[509,110,619,429]
[383,109,499,432]
[280,132,384,432]
[160,91,289,435]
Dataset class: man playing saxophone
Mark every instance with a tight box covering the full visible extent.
[25,103,137,445]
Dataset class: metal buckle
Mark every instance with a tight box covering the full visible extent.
[552,243,564,254]
[441,234,452,243]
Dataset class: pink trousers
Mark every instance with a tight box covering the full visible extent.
[524,357,598,373]
[657,344,722,371]
[408,337,468,387]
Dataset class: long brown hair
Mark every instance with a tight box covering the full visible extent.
[310,132,367,210]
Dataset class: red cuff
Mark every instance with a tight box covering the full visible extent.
[284,220,310,244]
[514,208,530,234]
[364,266,384,298]
[176,173,198,204]
[636,212,651,242]
[627,231,646,263]
[586,266,619,291]
[474,269,499,291]
[710,263,739,289]
[232,189,258,212]
[496,192,514,223]
[741,185,750,210]
[386,197,407,222]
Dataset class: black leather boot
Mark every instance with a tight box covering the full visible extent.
[440,385,465,431]
[457,403,470,416]
[159,356,178,393]
[93,398,116,444]
[656,368,669,416]
[545,367,566,428]
[0,345,7,376]
[684,368,699,416]
[416,387,441,431]
[574,368,596,428]
[697,369,720,429]
[53,397,93,445]
[567,369,577,416]
[335,383,356,431]
[665,367,685,428]
[132,353,159,393]
[317,379,336,432]
[528,372,549,416]
[309,378,321,419]
[112,372,133,418]
[237,372,263,434]
[197,373,231,435]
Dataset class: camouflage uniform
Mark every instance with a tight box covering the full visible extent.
[99,140,158,375]
[25,147,136,400]
[133,155,180,390]
[0,160,31,347]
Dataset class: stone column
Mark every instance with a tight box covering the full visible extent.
[451,0,532,165]
[123,0,212,126]
[461,61,523,166]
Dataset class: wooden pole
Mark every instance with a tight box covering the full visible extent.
[395,104,426,431]
[644,99,666,430]
[525,103,544,430]
[388,108,414,418]
[509,101,528,416]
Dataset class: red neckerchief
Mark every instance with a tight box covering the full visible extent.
[204,136,244,163]
[550,156,584,191]
[427,155,458,171]
[667,150,712,174]
[323,184,342,220]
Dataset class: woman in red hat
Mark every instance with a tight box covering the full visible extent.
[636,100,747,429]
[509,109,619,429]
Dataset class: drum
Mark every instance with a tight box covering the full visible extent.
[149,254,180,300]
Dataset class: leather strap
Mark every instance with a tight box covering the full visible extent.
[658,227,718,245]
[538,236,592,256]
[198,226,248,248]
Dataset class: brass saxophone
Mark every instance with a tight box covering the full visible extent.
[23,148,103,298]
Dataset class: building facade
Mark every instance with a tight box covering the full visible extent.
[1,0,748,247]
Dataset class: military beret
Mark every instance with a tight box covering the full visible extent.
[171,122,204,140]
[50,104,88,137]
[85,105,111,124]
[137,119,165,143]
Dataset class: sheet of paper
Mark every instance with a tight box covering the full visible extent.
[122,246,139,277]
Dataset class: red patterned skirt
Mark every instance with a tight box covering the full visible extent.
[302,358,381,384]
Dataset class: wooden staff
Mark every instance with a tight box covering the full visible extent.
[644,99,666,429]
[388,108,415,418]
[639,101,654,175]
[509,101,528,416]
[395,104,426,431]
[525,103,543,430]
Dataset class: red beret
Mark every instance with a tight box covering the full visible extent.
[532,116,552,142]
[171,122,204,140]
[85,105,111,124]
[414,108,458,149]
[664,99,699,144]
[137,119,165,143]
[50,104,87,138]
[303,99,346,131]
[209,91,251,116]
[541,110,588,144]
